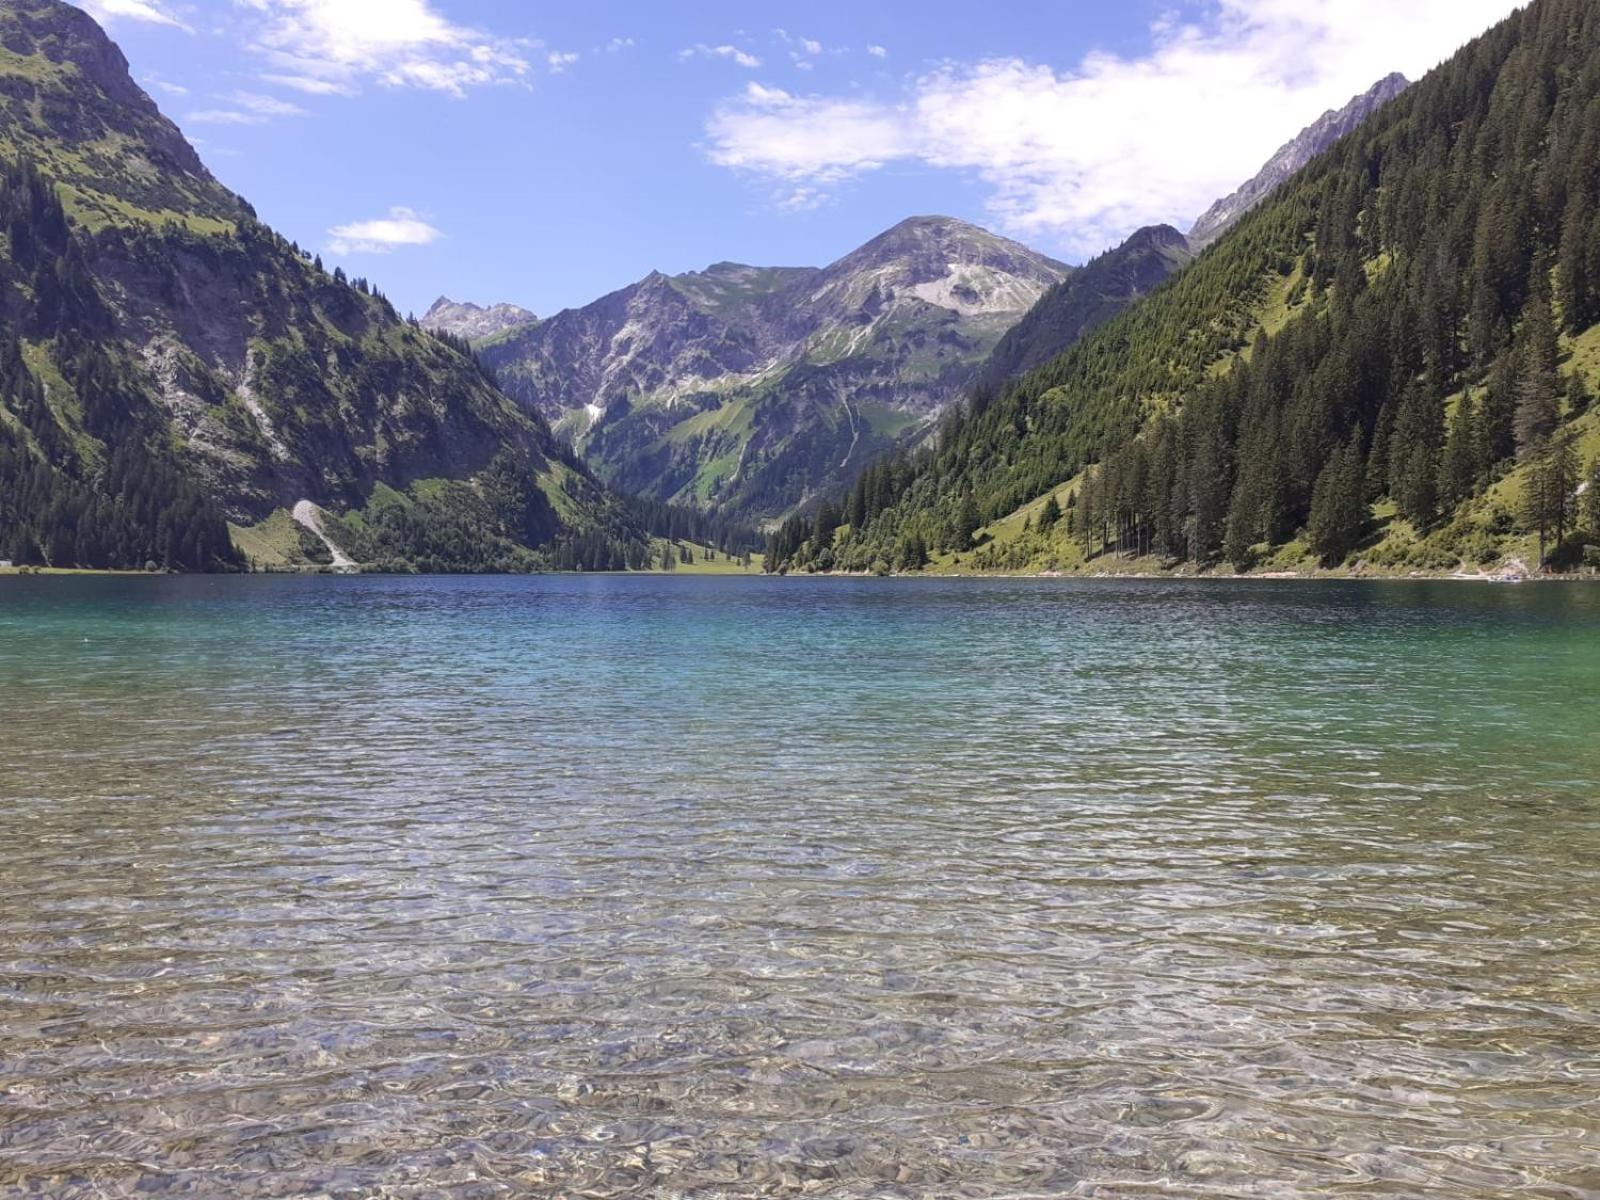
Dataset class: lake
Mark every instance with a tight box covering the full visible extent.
[1,575,1597,1197]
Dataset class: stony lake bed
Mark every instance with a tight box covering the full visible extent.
[1,575,1597,1197]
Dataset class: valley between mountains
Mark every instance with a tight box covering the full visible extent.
[5,0,1599,581]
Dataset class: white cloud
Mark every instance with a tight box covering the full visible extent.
[82,0,192,31]
[186,89,308,125]
[866,45,888,60]
[774,27,828,65]
[707,83,910,205]
[704,0,1525,257]
[328,206,443,254]
[259,72,355,95]
[603,37,635,54]
[146,77,191,97]
[680,43,763,70]
[233,91,309,117]
[547,50,579,73]
[234,0,532,98]
[186,109,260,125]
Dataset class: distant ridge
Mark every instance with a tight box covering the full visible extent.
[421,296,537,341]
[1189,73,1411,248]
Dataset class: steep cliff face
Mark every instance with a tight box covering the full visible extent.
[477,217,1069,518]
[1189,73,1411,248]
[0,0,627,570]
[0,0,240,226]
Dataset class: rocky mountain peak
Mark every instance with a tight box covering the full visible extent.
[1121,224,1191,253]
[421,296,537,341]
[844,215,1066,274]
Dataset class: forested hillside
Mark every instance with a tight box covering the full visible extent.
[978,225,1193,393]
[0,156,238,569]
[768,0,1600,577]
[0,0,683,572]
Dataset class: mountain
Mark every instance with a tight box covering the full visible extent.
[473,216,1069,519]
[421,296,536,341]
[0,0,648,573]
[972,75,1408,398]
[979,225,1193,391]
[768,0,1600,579]
[1188,73,1410,248]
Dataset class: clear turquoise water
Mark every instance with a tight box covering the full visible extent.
[1,575,1598,1198]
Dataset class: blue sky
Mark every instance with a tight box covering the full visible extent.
[86,0,1523,319]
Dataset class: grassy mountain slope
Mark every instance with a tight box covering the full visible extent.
[0,0,644,571]
[769,0,1600,577]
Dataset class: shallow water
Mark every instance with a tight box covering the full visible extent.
[1,575,1598,1198]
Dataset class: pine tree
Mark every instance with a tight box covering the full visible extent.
[1390,384,1443,528]
[1513,299,1562,456]
[1522,430,1580,568]
[1038,493,1062,531]
[1584,456,1600,536]
[1078,468,1099,557]
[1557,185,1599,332]
[1307,439,1368,567]
[954,492,982,551]
[1441,389,1483,508]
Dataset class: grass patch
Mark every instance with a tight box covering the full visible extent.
[653,539,763,574]
[230,508,316,570]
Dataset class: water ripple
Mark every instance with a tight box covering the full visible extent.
[1,576,1598,1198]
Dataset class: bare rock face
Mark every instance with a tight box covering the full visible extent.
[473,216,1069,519]
[1189,73,1410,249]
[421,297,537,342]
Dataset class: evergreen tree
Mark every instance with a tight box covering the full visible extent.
[1441,389,1484,508]
[1522,429,1581,567]
[1390,384,1444,528]
[1584,456,1600,536]
[1307,439,1369,567]
[954,492,982,551]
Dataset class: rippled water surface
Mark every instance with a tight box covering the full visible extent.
[2,575,1599,1198]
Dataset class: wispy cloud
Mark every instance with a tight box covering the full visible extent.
[602,36,635,54]
[234,0,533,98]
[145,76,191,97]
[704,0,1524,257]
[328,206,443,254]
[82,0,192,32]
[186,89,308,126]
[680,43,763,70]
[547,50,580,73]
[866,45,887,60]
[260,73,356,96]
